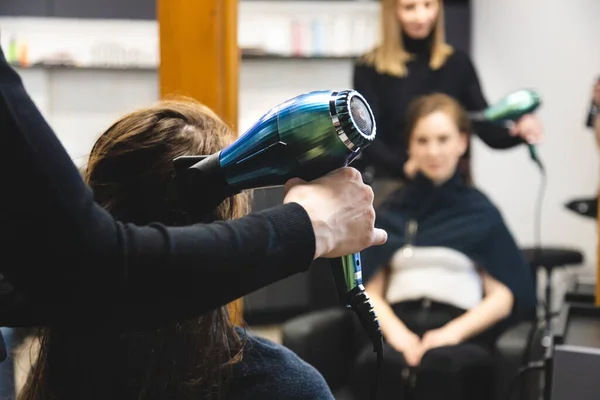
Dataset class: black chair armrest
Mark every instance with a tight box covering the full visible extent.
[494,320,542,400]
[496,321,535,361]
[281,307,355,389]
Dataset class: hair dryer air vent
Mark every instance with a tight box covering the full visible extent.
[331,90,376,152]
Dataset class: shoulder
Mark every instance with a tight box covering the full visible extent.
[444,48,478,74]
[353,53,378,75]
[228,329,334,400]
[459,185,503,221]
[446,48,473,66]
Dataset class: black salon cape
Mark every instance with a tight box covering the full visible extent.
[361,171,537,322]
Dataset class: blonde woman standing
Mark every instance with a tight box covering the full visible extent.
[353,0,543,200]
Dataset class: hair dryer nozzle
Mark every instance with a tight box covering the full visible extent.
[173,153,239,221]
[331,90,376,151]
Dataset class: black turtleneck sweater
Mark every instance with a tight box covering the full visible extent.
[352,34,523,180]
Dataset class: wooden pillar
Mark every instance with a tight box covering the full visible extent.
[157,0,243,323]
[597,193,600,307]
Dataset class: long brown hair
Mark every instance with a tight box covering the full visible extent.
[19,98,249,400]
[404,93,473,185]
[361,0,453,77]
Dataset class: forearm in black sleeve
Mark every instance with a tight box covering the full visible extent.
[353,63,407,177]
[0,46,316,324]
[471,120,523,149]
[460,57,523,149]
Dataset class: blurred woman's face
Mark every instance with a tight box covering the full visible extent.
[396,0,439,39]
[408,111,467,184]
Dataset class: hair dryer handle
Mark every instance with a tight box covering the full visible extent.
[329,253,363,305]
[329,254,384,356]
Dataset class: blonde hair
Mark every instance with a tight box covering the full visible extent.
[361,0,453,77]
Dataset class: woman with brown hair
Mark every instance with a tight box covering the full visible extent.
[352,0,543,200]
[350,93,537,400]
[0,40,386,337]
[18,99,334,400]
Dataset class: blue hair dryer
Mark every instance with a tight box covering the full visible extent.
[174,90,383,360]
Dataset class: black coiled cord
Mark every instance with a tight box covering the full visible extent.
[348,287,384,400]
[506,145,551,400]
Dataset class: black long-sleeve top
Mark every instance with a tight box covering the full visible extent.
[0,45,317,327]
[352,35,523,181]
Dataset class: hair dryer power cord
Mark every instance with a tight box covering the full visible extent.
[347,288,384,400]
[530,146,546,272]
[505,146,550,400]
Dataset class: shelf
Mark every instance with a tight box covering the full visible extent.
[10,62,157,72]
[241,52,358,60]
[9,53,359,71]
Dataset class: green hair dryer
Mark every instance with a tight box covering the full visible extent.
[470,88,542,167]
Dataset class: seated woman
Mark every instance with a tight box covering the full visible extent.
[350,93,537,400]
[18,99,334,400]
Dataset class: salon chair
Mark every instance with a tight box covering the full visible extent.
[519,246,584,400]
[281,247,584,400]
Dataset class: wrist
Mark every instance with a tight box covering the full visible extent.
[283,187,333,260]
[309,216,333,259]
[443,321,466,342]
[261,202,318,269]
[383,321,413,339]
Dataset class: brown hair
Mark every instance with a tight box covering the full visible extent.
[19,98,249,400]
[360,0,453,77]
[405,93,473,185]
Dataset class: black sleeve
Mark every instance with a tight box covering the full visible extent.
[353,62,407,178]
[0,46,316,324]
[459,55,524,149]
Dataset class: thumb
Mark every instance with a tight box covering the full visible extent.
[283,177,306,194]
[371,228,388,246]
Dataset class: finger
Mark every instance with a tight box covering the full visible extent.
[336,166,361,181]
[529,131,540,144]
[406,353,418,367]
[413,348,424,366]
[283,177,306,194]
[371,228,388,246]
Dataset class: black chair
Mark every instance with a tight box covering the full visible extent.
[520,247,584,324]
[282,307,541,400]
[519,246,584,400]
[280,247,584,400]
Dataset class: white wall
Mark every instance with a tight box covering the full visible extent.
[471,0,600,303]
